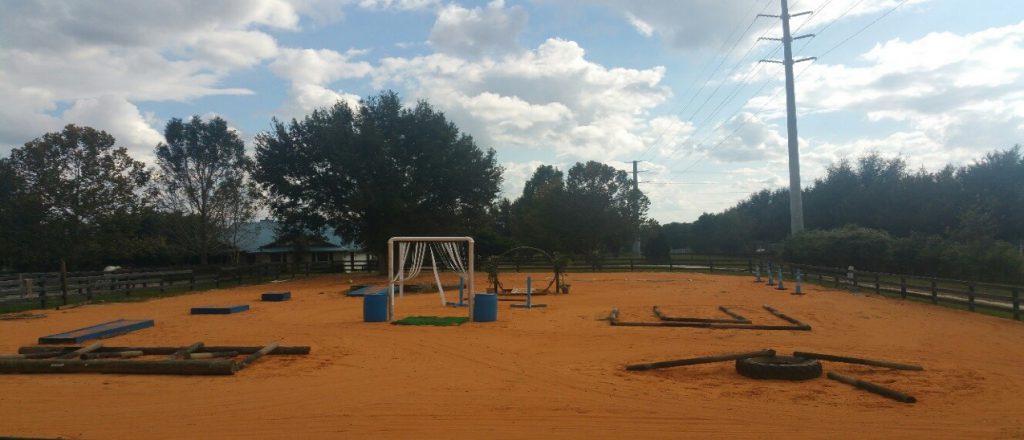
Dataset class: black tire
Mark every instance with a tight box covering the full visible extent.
[735,356,822,380]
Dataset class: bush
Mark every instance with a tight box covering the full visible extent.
[784,225,893,271]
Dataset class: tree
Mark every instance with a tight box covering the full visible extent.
[563,161,650,259]
[155,116,259,265]
[5,125,150,270]
[254,91,502,265]
[511,165,568,250]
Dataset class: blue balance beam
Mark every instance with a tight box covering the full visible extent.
[261,291,291,301]
[191,304,250,315]
[346,286,387,297]
[38,319,155,344]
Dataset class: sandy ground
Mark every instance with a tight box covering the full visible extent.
[2,271,1024,439]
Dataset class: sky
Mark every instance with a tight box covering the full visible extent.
[1,0,1022,224]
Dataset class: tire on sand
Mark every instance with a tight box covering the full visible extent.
[735,355,822,380]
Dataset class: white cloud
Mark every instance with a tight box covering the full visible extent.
[61,96,165,161]
[374,38,672,160]
[428,0,527,58]
[269,48,373,119]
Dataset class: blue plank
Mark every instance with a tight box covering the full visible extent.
[38,319,155,344]
[346,286,387,297]
[262,291,291,301]
[191,304,250,315]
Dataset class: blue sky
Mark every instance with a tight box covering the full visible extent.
[2,0,1022,223]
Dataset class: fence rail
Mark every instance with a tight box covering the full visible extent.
[1,259,374,310]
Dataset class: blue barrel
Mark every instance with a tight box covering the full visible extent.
[472,293,498,322]
[363,293,388,322]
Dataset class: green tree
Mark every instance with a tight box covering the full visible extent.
[5,125,150,270]
[511,165,568,250]
[563,161,650,259]
[254,91,502,266]
[155,116,259,265]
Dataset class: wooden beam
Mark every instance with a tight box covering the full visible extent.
[762,305,806,325]
[188,351,238,359]
[827,372,917,403]
[19,345,310,356]
[718,306,748,322]
[626,349,775,371]
[793,351,923,371]
[652,306,751,324]
[232,342,279,372]
[0,359,235,375]
[56,343,103,359]
[81,351,144,360]
[167,342,204,360]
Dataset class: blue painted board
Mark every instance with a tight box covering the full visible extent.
[262,291,291,301]
[346,286,387,297]
[38,319,155,344]
[191,304,250,315]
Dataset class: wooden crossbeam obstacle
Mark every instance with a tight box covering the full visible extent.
[38,319,154,344]
[262,291,291,301]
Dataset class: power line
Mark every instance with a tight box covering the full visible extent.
[819,0,911,58]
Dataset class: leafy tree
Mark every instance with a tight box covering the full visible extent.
[254,91,502,266]
[563,161,650,259]
[511,165,568,250]
[4,125,150,270]
[155,116,259,265]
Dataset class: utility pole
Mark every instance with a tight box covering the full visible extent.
[759,0,815,235]
[632,160,642,256]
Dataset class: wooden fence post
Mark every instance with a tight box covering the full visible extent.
[38,278,46,309]
[60,259,68,306]
[629,259,634,272]
[189,272,196,291]
[215,269,221,288]
[86,279,93,301]
[1013,288,1020,321]
[668,259,673,272]
[930,279,938,304]
[967,283,976,312]
[900,277,907,299]
[874,273,880,295]
[709,260,714,273]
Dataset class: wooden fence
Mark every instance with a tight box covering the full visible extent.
[0,259,375,309]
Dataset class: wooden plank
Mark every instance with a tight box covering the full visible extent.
[188,351,238,359]
[232,342,279,372]
[718,306,748,322]
[0,359,235,375]
[827,372,916,403]
[19,345,310,356]
[38,319,155,344]
[652,305,751,324]
[626,349,775,371]
[81,351,144,360]
[56,342,104,359]
[261,291,291,301]
[167,342,204,360]
[762,305,805,325]
[610,320,810,331]
[793,351,923,371]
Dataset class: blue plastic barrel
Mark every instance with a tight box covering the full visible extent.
[472,293,498,322]
[363,292,388,322]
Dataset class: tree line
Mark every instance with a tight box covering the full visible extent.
[654,148,1024,283]
[0,91,647,272]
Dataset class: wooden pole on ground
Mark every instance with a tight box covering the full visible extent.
[762,305,805,325]
[652,306,751,324]
[719,306,748,322]
[56,343,103,359]
[0,359,235,375]
[19,345,310,356]
[81,351,144,360]
[232,342,279,372]
[626,349,775,371]
[189,351,238,359]
[826,372,916,403]
[792,351,923,371]
[167,342,204,360]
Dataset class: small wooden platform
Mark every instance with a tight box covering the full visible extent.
[191,305,250,315]
[38,319,155,344]
[261,291,291,301]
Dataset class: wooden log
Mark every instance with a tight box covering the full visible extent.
[826,372,916,403]
[233,342,279,372]
[718,306,748,322]
[0,354,26,360]
[626,349,775,371]
[611,320,810,331]
[762,305,805,325]
[81,351,144,360]
[188,351,238,359]
[652,306,752,324]
[56,343,103,359]
[0,359,235,375]
[19,345,310,356]
[167,342,204,360]
[793,351,924,371]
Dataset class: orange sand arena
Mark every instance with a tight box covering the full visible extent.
[2,271,1024,439]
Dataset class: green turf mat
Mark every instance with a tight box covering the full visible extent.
[391,316,470,326]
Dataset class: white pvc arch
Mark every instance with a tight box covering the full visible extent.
[387,236,475,322]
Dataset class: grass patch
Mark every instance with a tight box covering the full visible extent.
[391,316,470,326]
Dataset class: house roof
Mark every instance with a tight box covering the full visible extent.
[234,219,362,253]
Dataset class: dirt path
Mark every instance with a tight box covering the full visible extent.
[2,271,1023,439]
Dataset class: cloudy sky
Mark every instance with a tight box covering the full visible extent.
[1,0,1021,223]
